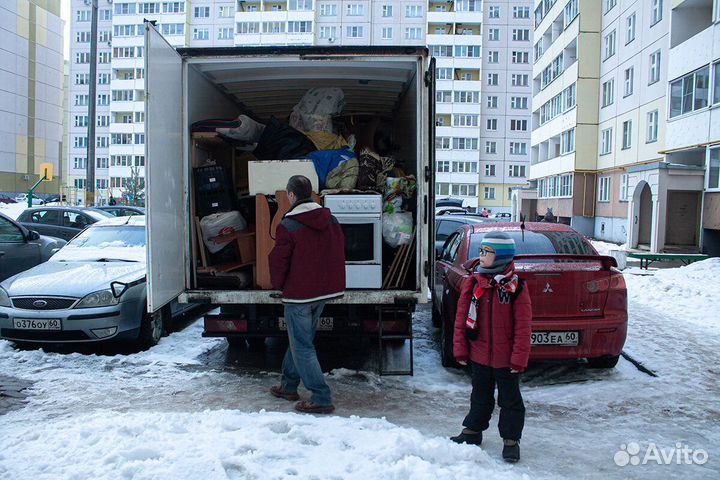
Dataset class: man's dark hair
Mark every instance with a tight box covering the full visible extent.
[287,175,312,200]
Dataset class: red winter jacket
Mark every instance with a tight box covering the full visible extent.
[269,200,346,303]
[453,263,532,372]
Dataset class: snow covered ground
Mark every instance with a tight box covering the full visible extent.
[1,260,719,479]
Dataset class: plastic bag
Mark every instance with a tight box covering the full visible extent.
[383,176,417,214]
[382,212,413,248]
[200,211,247,254]
[289,88,345,133]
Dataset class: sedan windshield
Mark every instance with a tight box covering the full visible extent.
[469,230,596,260]
[51,226,146,262]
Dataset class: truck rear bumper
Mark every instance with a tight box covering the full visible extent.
[180,289,426,305]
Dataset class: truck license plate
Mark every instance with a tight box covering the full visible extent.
[13,318,62,330]
[279,317,333,331]
[531,331,579,346]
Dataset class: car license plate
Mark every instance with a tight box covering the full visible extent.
[12,318,62,331]
[279,317,333,331]
[531,331,579,346]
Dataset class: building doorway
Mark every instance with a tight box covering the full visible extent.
[637,183,652,249]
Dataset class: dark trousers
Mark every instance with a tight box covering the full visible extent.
[463,362,525,441]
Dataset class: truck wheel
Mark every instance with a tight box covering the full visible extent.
[440,321,457,368]
[137,310,163,349]
[587,355,620,369]
[226,337,246,348]
[246,337,266,351]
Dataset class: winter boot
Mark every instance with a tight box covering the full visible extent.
[450,429,483,446]
[502,439,520,463]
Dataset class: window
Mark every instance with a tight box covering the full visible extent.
[161,23,184,36]
[486,119,498,131]
[192,27,209,39]
[564,83,576,110]
[436,68,453,80]
[602,79,615,107]
[96,157,109,169]
[453,138,479,150]
[485,164,496,176]
[510,97,528,110]
[511,74,529,87]
[513,6,530,18]
[289,21,312,33]
[541,52,565,88]
[381,27,393,39]
[218,27,234,40]
[709,148,720,190]
[488,6,500,18]
[604,30,616,60]
[620,174,630,201]
[76,9,90,22]
[74,95,89,106]
[560,128,575,154]
[487,73,499,86]
[488,28,500,41]
[508,165,527,178]
[76,31,90,43]
[601,128,613,155]
[649,50,661,85]
[347,4,364,16]
[437,161,450,173]
[670,66,710,117]
[560,174,573,197]
[112,90,134,102]
[73,157,86,169]
[265,22,285,34]
[97,94,110,105]
[405,5,422,17]
[622,121,632,149]
[317,3,335,16]
[430,45,453,57]
[382,5,393,16]
[454,114,479,127]
[346,26,363,37]
[486,95,498,108]
[114,2,137,15]
[646,110,659,143]
[510,119,528,131]
[626,13,636,44]
[714,62,720,105]
[75,52,90,64]
[161,2,184,14]
[488,51,499,63]
[598,177,611,202]
[534,39,544,61]
[289,0,312,11]
[74,179,87,189]
[509,142,527,155]
[194,6,210,17]
[405,27,422,40]
[651,0,663,25]
[484,187,496,200]
[564,0,579,25]
[452,162,478,173]
[604,0,616,14]
[460,72,473,81]
[74,136,88,148]
[624,68,634,97]
[454,91,479,103]
[436,137,451,149]
[455,45,481,57]
[319,26,336,38]
[456,0,481,12]
[219,6,233,17]
[236,22,260,34]
[512,51,529,64]
[512,29,530,42]
[74,116,88,127]
[485,141,497,154]
[99,30,111,43]
[452,184,477,197]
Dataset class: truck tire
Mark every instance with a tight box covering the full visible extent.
[246,337,266,351]
[137,310,163,349]
[226,337,246,348]
[587,355,620,369]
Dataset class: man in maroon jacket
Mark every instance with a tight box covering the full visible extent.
[268,175,346,414]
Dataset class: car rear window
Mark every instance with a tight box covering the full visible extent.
[469,230,596,259]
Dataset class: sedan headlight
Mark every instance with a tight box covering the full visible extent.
[74,289,119,309]
[0,288,10,308]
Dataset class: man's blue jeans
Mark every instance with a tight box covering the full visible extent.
[280,301,332,406]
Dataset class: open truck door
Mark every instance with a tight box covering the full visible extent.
[425,57,436,297]
[144,23,186,313]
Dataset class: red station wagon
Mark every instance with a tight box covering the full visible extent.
[433,222,627,369]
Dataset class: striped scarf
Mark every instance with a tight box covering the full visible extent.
[466,266,519,330]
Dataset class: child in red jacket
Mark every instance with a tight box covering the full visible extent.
[450,232,532,463]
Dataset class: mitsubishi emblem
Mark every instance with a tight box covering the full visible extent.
[543,282,553,294]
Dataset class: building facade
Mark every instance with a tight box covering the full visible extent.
[0,0,65,198]
[68,0,530,206]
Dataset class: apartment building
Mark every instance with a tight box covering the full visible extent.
[0,0,65,198]
[659,0,720,255]
[595,0,670,246]
[524,0,601,234]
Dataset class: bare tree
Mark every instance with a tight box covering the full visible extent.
[122,166,145,207]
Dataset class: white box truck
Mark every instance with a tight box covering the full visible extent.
[144,25,436,374]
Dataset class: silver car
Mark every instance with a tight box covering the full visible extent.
[0,216,180,348]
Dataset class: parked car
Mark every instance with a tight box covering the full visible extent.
[97,206,145,217]
[0,212,66,282]
[0,198,17,204]
[493,212,512,219]
[435,215,489,257]
[433,222,627,369]
[44,194,68,204]
[16,207,113,241]
[15,194,44,206]
[0,216,195,348]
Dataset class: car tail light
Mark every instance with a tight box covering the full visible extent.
[585,274,626,293]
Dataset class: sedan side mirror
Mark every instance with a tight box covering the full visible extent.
[27,230,40,241]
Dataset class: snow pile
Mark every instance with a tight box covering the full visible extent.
[590,240,626,256]
[0,202,27,220]
[0,410,527,480]
[625,257,720,331]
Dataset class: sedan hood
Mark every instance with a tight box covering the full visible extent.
[1,261,146,298]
